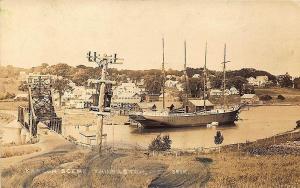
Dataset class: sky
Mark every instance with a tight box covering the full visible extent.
[1,0,300,76]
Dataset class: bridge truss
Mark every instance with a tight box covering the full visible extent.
[18,75,62,137]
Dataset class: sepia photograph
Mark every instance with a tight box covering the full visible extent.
[0,0,300,187]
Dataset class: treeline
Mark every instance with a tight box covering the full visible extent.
[0,65,27,78]
[2,64,298,95]
[30,64,280,95]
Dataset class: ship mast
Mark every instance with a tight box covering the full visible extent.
[162,38,166,109]
[222,44,230,107]
[203,42,207,111]
[184,40,189,106]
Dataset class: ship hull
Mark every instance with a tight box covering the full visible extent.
[129,109,239,128]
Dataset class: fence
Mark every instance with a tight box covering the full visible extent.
[222,130,300,152]
[161,130,300,156]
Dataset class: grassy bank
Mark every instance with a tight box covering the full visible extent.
[1,145,41,158]
[0,101,27,111]
[255,87,300,105]
[205,151,300,187]
[0,113,15,124]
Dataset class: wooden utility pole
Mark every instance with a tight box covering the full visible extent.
[86,51,123,155]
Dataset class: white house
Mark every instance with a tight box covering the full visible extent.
[136,78,145,86]
[256,76,268,86]
[14,93,28,101]
[230,87,239,95]
[176,83,184,91]
[53,84,95,108]
[247,76,269,87]
[112,93,141,104]
[165,80,179,88]
[111,83,142,104]
[210,89,223,96]
[247,77,257,86]
[192,74,201,78]
[210,89,231,96]
[166,75,173,79]
[224,89,231,96]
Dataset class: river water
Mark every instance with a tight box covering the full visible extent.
[2,106,299,149]
[102,106,300,149]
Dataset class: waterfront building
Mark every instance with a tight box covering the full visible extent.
[188,99,214,112]
[159,88,181,102]
[145,94,160,102]
[241,94,259,104]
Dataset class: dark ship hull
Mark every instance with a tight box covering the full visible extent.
[129,107,240,128]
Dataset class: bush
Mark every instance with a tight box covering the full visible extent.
[148,134,172,151]
[277,95,285,100]
[214,131,224,145]
[259,95,272,101]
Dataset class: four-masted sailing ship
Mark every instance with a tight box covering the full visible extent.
[129,39,240,128]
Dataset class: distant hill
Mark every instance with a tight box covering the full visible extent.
[0,66,28,100]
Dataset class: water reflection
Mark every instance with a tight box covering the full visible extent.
[131,123,237,134]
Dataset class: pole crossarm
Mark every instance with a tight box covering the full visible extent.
[87,51,124,67]
[89,80,117,85]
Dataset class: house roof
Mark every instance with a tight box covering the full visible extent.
[116,92,140,98]
[189,99,214,106]
[14,93,28,99]
[241,94,257,99]
[210,89,222,93]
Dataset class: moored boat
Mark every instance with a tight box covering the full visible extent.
[130,41,240,128]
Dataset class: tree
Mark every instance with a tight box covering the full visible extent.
[277,95,285,100]
[210,74,223,89]
[278,73,293,88]
[259,95,272,101]
[41,63,49,68]
[188,78,203,98]
[18,81,28,92]
[144,74,162,94]
[72,68,90,86]
[52,78,73,107]
[242,84,255,95]
[214,131,224,153]
[148,134,172,152]
[227,76,247,95]
[294,77,300,89]
[46,63,74,78]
